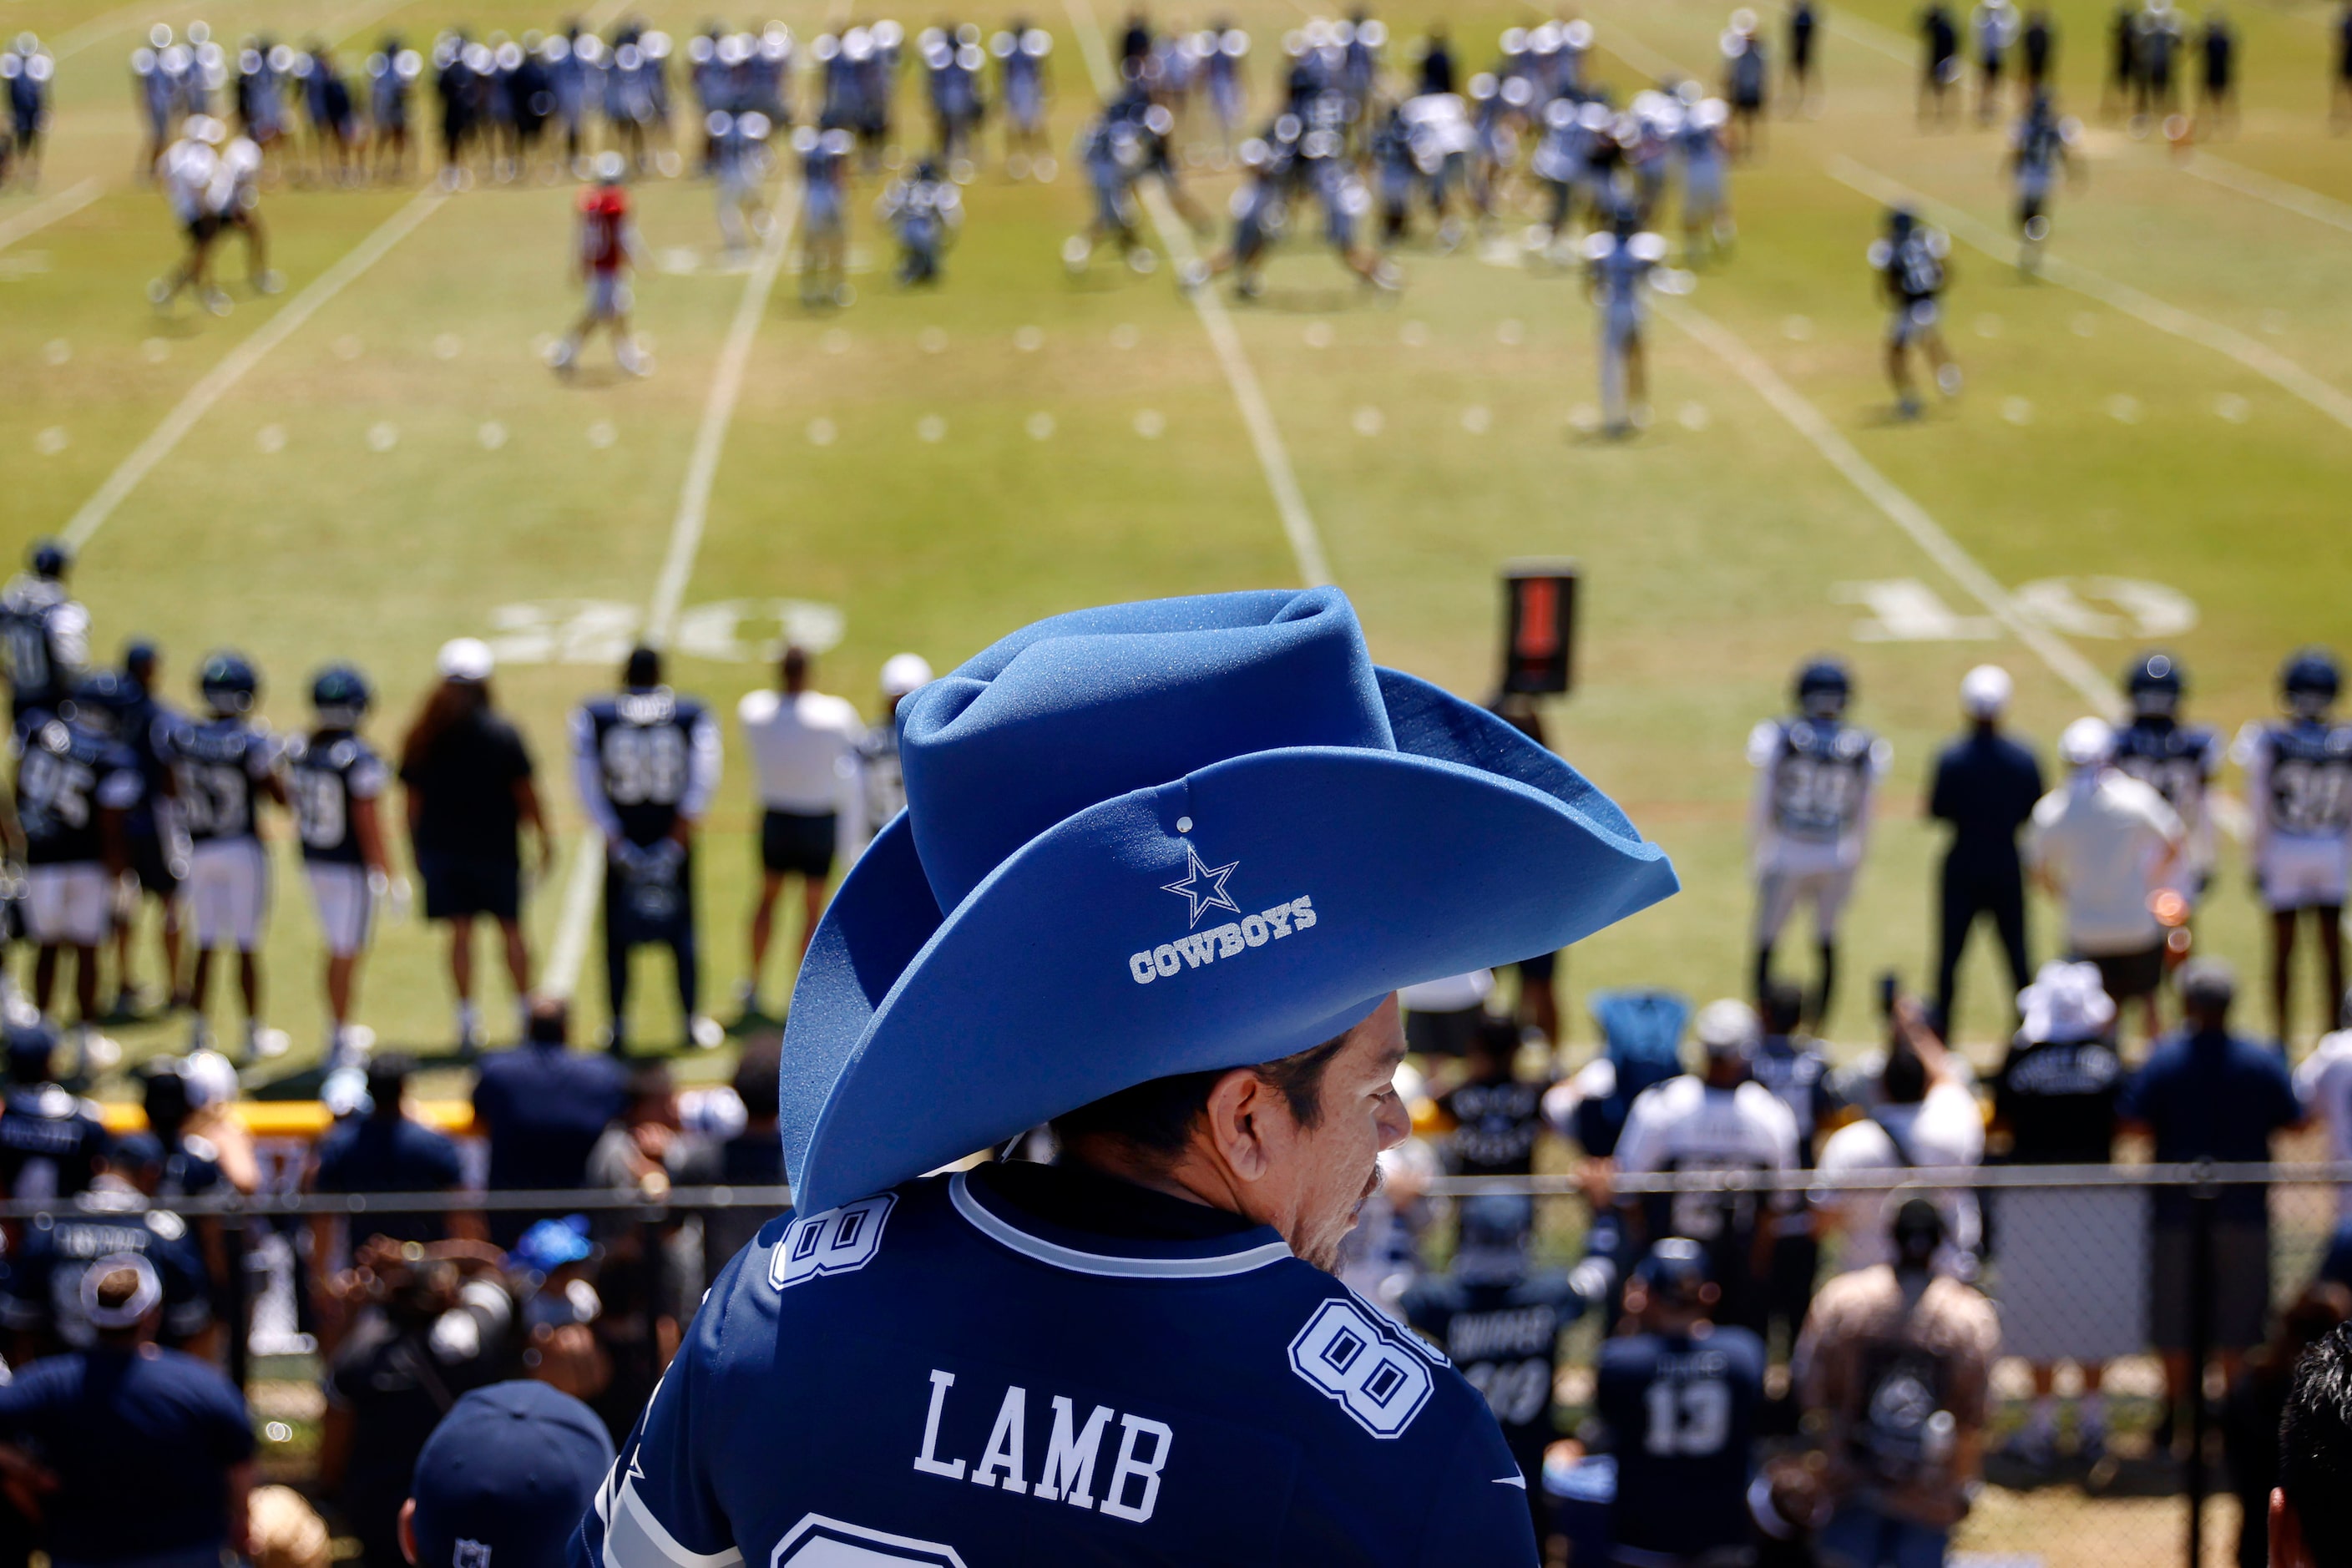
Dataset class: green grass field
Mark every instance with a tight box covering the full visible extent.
[3,0,2349,1085]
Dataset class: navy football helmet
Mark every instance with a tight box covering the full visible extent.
[1793,656,1852,721]
[2283,647,2341,721]
[311,663,372,729]
[1632,1237,1712,1305]
[199,650,261,716]
[27,539,68,581]
[2126,651,2184,719]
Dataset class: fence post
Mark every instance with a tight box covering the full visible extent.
[2186,1166,2215,1568]
[224,1205,250,1394]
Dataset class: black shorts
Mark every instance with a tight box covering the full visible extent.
[185,214,219,245]
[1516,950,1558,983]
[418,851,521,923]
[129,831,182,897]
[2081,941,2164,1004]
[761,810,837,880]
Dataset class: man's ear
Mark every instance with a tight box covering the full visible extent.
[2273,1487,2309,1568]
[399,1498,420,1566]
[1203,1067,1278,1182]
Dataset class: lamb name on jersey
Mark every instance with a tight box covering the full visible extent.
[13,713,140,866]
[584,688,706,846]
[572,1164,1541,1568]
[286,732,388,864]
[171,716,276,842]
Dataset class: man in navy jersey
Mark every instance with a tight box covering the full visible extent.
[0,539,88,724]
[112,640,185,1021]
[0,1020,105,1206]
[571,646,722,1055]
[286,665,392,1070]
[1594,1238,1767,1568]
[16,670,141,1074]
[569,588,1677,1568]
[2233,649,2352,1042]
[172,651,287,1062]
[2111,652,2221,910]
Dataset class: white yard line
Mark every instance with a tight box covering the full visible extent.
[0,180,101,253]
[1652,294,2116,714]
[1061,0,1335,589]
[55,0,169,58]
[544,184,800,1000]
[1827,155,2352,432]
[63,185,448,549]
[2183,152,2352,238]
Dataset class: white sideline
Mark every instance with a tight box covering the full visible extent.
[2184,153,2352,238]
[1652,294,2116,715]
[62,185,449,549]
[0,180,101,254]
[1826,155,2352,432]
[543,185,802,1001]
[1060,0,1335,589]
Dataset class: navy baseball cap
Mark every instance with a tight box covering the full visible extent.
[410,1382,614,1568]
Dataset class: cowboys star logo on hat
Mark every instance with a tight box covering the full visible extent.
[453,1540,492,1568]
[780,588,1679,1212]
[1161,842,1240,927]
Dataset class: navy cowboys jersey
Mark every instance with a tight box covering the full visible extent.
[170,716,276,843]
[1439,1077,1548,1177]
[572,1164,1540,1568]
[1593,1327,1765,1560]
[13,713,141,866]
[2112,717,2219,827]
[0,579,88,716]
[1403,1272,1592,1486]
[0,1189,212,1349]
[2239,719,2352,842]
[286,731,388,865]
[1750,718,1886,844]
[1884,230,1945,301]
[578,689,715,847]
[0,1085,107,1201]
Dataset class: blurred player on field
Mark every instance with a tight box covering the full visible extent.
[208,120,280,294]
[551,153,649,377]
[112,641,184,1019]
[879,156,961,285]
[735,646,861,1020]
[1972,0,2016,123]
[2022,6,2056,92]
[0,541,88,726]
[707,110,772,260]
[2335,3,2352,130]
[16,674,140,1076]
[1585,204,1665,438]
[1677,95,1734,264]
[2198,8,2235,135]
[1870,206,1960,418]
[1920,2,1960,126]
[174,652,286,1063]
[796,125,854,308]
[993,21,1054,178]
[1593,1240,1767,1568]
[286,666,391,1071]
[1787,0,1820,112]
[1722,10,1768,158]
[150,114,229,316]
[367,37,420,180]
[2,35,52,188]
[2234,649,2352,1042]
[2112,653,2221,923]
[2007,90,2079,274]
[854,653,933,844]
[1751,657,1889,1025]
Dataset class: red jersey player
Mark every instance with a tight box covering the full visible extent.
[552,152,650,377]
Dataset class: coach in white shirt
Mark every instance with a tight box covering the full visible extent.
[2026,716,2184,1041]
[736,647,865,1019]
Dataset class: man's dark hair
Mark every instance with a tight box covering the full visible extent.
[367,1055,415,1118]
[734,1042,782,1124]
[781,646,810,691]
[1879,1039,1929,1105]
[527,997,569,1047]
[140,1060,191,1140]
[1050,1033,1352,1161]
[1761,980,1805,1036]
[2280,1322,2352,1568]
[624,645,663,690]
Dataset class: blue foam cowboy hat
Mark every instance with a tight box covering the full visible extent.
[781,588,1677,1211]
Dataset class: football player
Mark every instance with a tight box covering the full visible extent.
[368,37,421,180]
[1920,2,1961,126]
[2233,649,2352,1042]
[111,641,185,1019]
[1722,10,1768,158]
[1584,202,1666,438]
[2112,652,2222,915]
[1677,95,1733,265]
[0,539,88,724]
[1973,0,2016,123]
[0,1020,105,1206]
[208,119,280,294]
[1065,94,1155,275]
[1201,21,1245,164]
[708,110,773,259]
[17,672,142,1076]
[173,651,287,1063]
[795,125,854,308]
[879,155,962,285]
[993,20,1055,178]
[552,153,649,377]
[2197,8,2234,135]
[286,666,391,1071]
[1402,1195,1612,1543]
[1870,206,1960,419]
[2006,89,2079,275]
[1592,1240,1768,1567]
[570,645,722,1054]
[0,1133,215,1359]
[150,114,229,316]
[921,23,985,176]
[1749,657,1890,1027]
[2,34,52,189]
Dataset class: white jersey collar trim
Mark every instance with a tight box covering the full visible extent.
[948,1171,1294,1279]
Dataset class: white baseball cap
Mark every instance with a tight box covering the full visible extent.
[1960,664,2012,721]
[2060,716,2113,768]
[879,652,933,698]
[1693,997,1761,1056]
[438,637,495,683]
